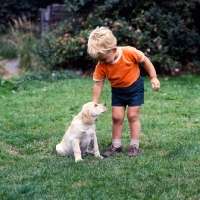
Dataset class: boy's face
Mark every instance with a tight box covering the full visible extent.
[97,47,118,64]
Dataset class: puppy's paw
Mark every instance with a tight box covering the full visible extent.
[95,155,103,159]
[75,158,84,162]
[86,150,94,155]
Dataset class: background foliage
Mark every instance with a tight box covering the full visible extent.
[0,0,200,75]
[0,0,63,33]
[39,0,200,74]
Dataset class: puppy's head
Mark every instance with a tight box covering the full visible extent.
[81,102,107,125]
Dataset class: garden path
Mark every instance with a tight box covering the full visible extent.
[0,59,19,79]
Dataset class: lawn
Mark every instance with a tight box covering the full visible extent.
[0,75,200,199]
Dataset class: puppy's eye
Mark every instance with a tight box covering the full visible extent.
[94,104,98,107]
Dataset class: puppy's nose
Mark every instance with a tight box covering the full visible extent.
[104,103,106,106]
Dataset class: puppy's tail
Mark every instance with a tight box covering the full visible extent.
[56,143,65,155]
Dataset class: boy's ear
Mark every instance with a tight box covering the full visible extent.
[112,46,118,53]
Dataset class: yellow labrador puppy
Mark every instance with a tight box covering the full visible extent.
[56,102,107,162]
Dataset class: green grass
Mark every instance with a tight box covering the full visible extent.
[0,75,200,199]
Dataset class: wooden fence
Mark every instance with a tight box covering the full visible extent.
[38,4,72,38]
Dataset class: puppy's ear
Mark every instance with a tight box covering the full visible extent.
[82,110,93,125]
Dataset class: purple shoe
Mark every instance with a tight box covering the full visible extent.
[127,145,139,157]
[103,145,122,157]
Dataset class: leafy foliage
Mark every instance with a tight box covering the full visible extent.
[45,0,199,74]
[0,40,18,59]
[35,24,92,71]
[1,0,200,75]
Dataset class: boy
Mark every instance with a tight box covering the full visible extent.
[87,27,160,157]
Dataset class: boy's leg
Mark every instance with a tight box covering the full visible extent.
[127,105,141,156]
[112,106,125,139]
[103,106,125,157]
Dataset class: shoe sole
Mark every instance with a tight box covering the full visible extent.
[103,149,122,157]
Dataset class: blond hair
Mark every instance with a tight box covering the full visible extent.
[87,27,117,59]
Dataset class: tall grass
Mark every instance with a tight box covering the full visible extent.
[8,16,37,70]
[0,40,18,59]
[0,75,200,199]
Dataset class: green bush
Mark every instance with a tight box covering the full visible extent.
[35,21,94,72]
[0,40,18,59]
[36,0,200,75]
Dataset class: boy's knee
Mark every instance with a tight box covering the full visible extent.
[112,116,123,124]
[127,114,139,122]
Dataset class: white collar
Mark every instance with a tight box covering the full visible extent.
[111,47,122,64]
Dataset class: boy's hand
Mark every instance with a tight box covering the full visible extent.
[151,78,160,91]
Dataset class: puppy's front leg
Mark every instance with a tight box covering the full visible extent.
[93,134,103,159]
[72,139,83,162]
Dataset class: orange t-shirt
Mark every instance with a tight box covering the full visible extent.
[93,46,144,88]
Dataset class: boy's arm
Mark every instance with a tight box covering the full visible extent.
[141,56,160,91]
[92,80,104,103]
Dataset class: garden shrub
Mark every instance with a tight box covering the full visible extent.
[36,0,200,75]
[35,21,93,72]
[0,40,18,59]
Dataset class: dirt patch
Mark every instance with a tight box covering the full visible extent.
[0,59,20,79]
[0,141,24,156]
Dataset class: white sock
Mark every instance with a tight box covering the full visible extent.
[130,139,139,149]
[112,139,122,148]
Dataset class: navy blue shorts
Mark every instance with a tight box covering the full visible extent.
[111,76,144,106]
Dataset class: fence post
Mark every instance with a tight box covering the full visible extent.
[38,4,72,39]
[39,6,51,39]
